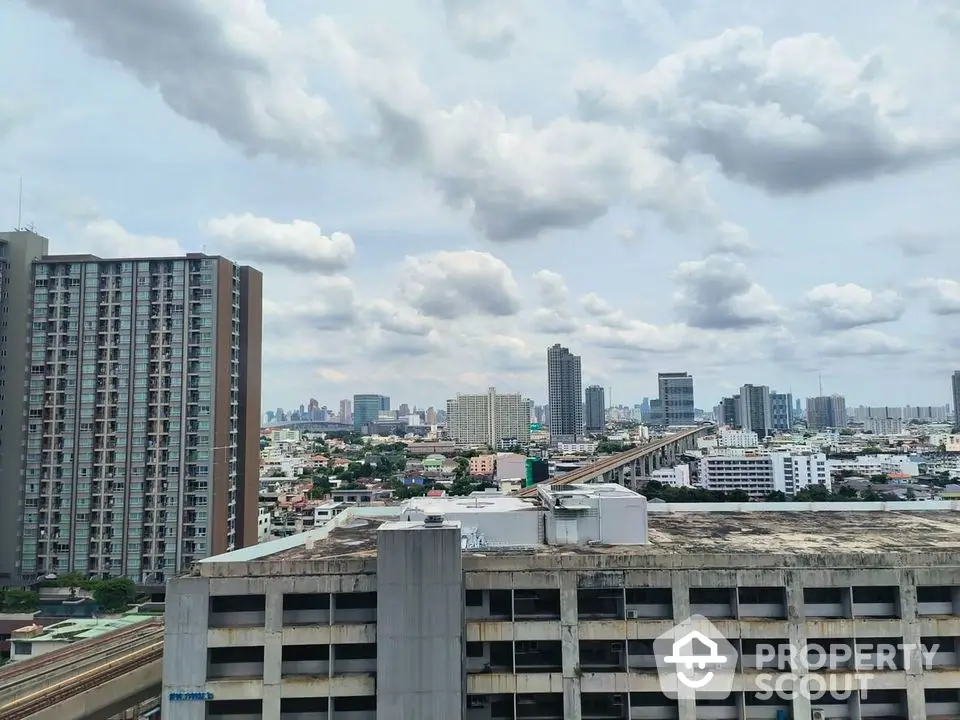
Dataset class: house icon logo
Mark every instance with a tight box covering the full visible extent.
[654,615,738,699]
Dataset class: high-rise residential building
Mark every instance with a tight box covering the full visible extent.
[446,386,532,448]
[657,372,694,426]
[0,230,51,584]
[425,406,437,425]
[353,394,389,431]
[954,372,960,427]
[398,403,410,417]
[584,385,605,434]
[18,252,262,584]
[805,394,847,431]
[338,399,352,425]
[770,392,794,431]
[737,384,772,437]
[546,343,582,442]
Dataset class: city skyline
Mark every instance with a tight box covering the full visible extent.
[3,1,960,410]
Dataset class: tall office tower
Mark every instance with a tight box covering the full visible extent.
[737,384,772,437]
[425,406,437,425]
[338,399,352,425]
[805,394,847,431]
[770,392,794,431]
[446,387,532,448]
[953,372,960,428]
[19,253,262,584]
[584,385,606,434]
[657,372,695,426]
[547,343,582,442]
[353,394,389,431]
[0,231,51,585]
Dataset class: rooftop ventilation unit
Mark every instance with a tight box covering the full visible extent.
[423,514,445,527]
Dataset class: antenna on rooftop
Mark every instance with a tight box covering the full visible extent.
[818,372,823,398]
[17,177,22,230]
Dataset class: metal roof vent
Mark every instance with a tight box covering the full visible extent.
[423,514,445,527]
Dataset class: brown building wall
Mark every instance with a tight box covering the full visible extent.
[210,260,235,556]
[236,266,262,548]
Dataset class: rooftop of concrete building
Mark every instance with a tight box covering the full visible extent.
[200,493,960,566]
[12,614,155,643]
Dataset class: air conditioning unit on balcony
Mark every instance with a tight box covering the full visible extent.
[811,709,825,720]
[625,609,641,619]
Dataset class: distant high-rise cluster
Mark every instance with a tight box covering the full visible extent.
[715,384,793,435]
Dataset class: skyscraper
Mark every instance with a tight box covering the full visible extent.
[952,372,960,428]
[354,394,389,431]
[584,385,606,434]
[547,344,583,442]
[18,252,262,584]
[657,372,695,426]
[0,230,50,585]
[338,399,352,425]
[446,387,532,448]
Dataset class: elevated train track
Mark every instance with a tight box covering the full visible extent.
[0,618,164,720]
[518,424,711,497]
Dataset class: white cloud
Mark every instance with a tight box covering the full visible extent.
[575,27,960,193]
[399,250,522,319]
[672,255,782,329]
[80,218,185,257]
[263,276,357,331]
[206,214,355,274]
[442,0,525,59]
[11,0,960,407]
[916,278,960,314]
[532,269,569,306]
[803,283,905,329]
[816,328,911,357]
[580,293,632,330]
[24,0,342,160]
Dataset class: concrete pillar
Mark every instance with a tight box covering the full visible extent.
[671,576,695,720]
[376,520,464,720]
[785,572,810,720]
[161,577,210,720]
[898,572,925,720]
[263,587,283,719]
[560,572,582,720]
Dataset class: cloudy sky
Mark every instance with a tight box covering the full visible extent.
[2,0,959,412]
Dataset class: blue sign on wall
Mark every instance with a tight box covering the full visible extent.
[169,691,214,701]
